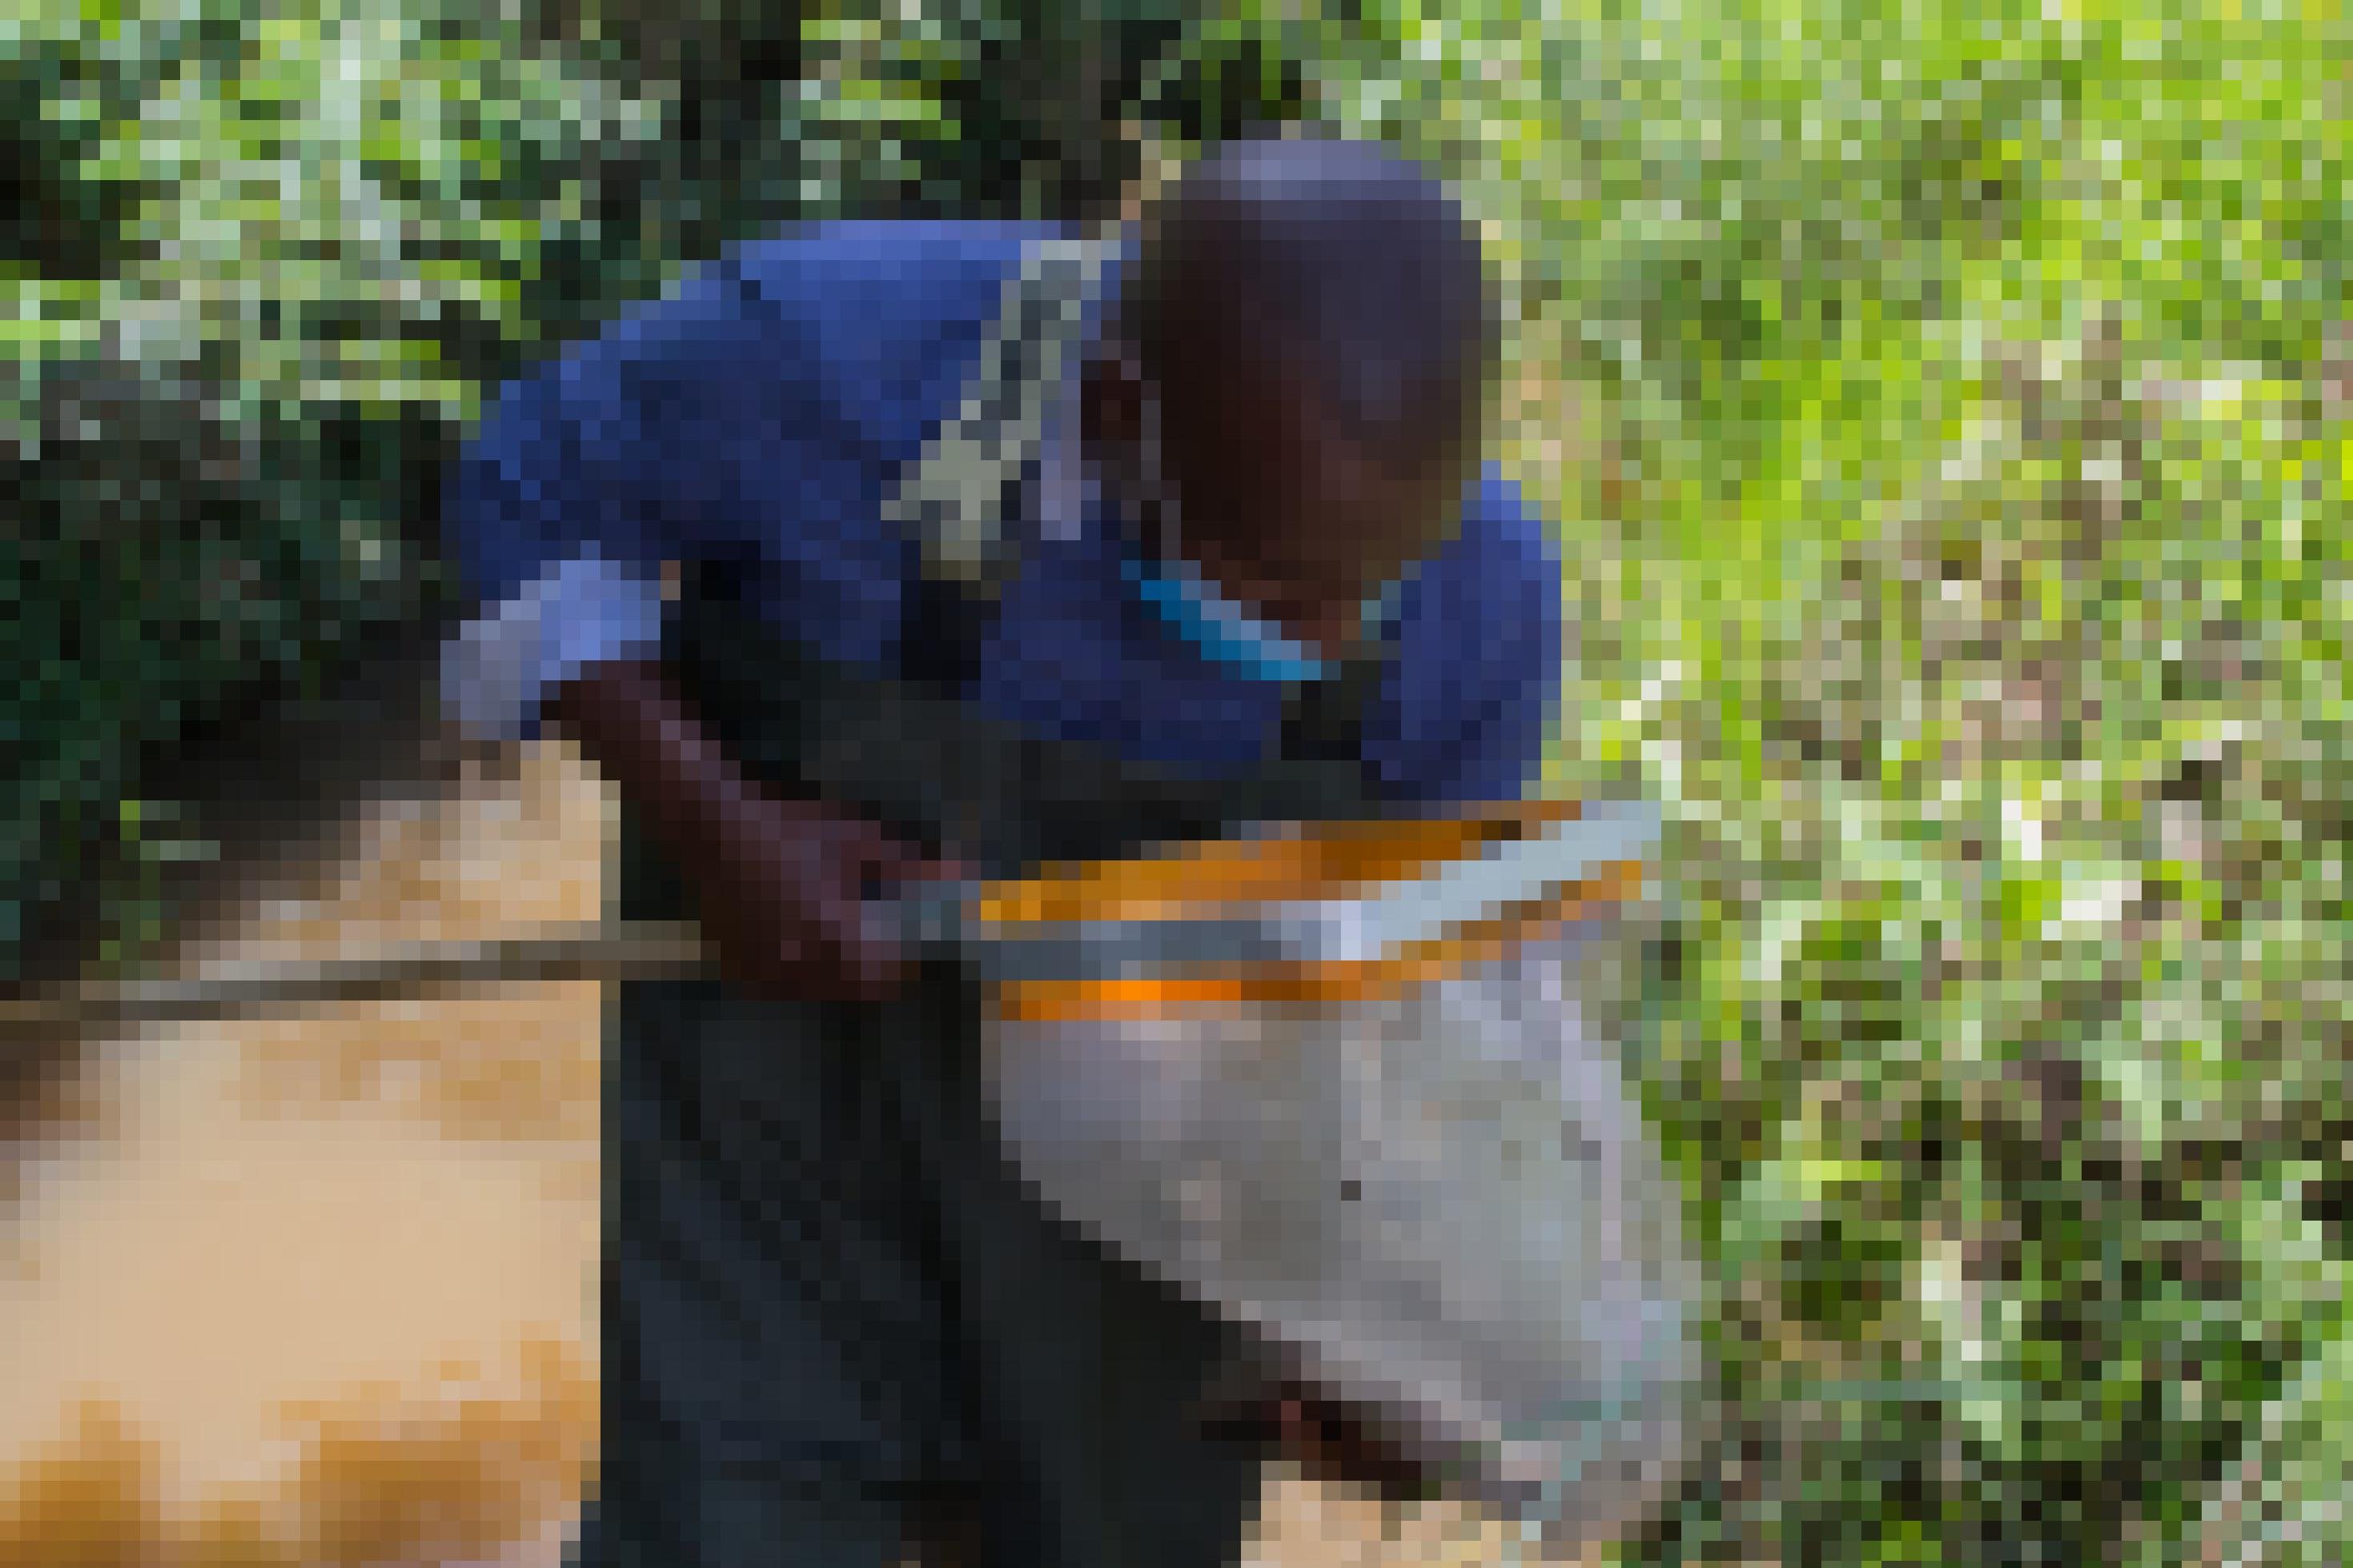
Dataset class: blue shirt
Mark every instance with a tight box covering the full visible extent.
[444,221,1563,807]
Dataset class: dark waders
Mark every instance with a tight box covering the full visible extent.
[576,579,1385,1568]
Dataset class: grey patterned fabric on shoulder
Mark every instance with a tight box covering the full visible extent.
[881,234,1122,605]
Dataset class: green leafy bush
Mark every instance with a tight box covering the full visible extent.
[3,0,632,973]
[0,0,1318,980]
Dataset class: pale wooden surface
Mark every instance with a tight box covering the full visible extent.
[0,738,1589,1566]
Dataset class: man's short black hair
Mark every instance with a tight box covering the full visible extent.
[1122,134,1504,479]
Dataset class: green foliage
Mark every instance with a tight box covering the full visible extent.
[0,0,1197,976]
[7,0,2350,1561]
[3,0,649,973]
[1131,0,2349,1559]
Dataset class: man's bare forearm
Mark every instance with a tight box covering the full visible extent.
[540,657,917,1000]
[544,658,804,846]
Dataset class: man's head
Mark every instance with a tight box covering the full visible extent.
[1083,135,1503,657]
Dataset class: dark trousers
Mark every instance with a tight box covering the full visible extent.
[576,952,1273,1568]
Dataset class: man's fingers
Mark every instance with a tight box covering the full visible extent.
[850,828,973,892]
[900,851,974,884]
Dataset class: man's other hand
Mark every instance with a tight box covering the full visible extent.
[1199,1374,1444,1505]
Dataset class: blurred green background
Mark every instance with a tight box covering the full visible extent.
[4,0,2347,1561]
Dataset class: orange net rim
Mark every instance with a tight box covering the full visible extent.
[986,860,1647,1024]
[970,800,1590,928]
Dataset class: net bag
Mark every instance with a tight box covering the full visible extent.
[970,800,1702,1547]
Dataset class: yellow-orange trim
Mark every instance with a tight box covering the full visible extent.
[987,860,1646,1024]
[970,800,1589,928]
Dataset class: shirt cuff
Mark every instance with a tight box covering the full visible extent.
[440,549,669,744]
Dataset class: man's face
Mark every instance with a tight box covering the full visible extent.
[1092,345,1472,660]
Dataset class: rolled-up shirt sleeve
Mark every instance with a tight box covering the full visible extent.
[435,225,1033,745]
[439,547,669,744]
[445,325,673,613]
[435,248,886,744]
[436,282,725,743]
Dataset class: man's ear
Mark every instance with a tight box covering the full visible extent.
[1080,347,1143,455]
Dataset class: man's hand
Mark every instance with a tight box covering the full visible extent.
[544,657,963,1004]
[1274,1388,1444,1502]
[1199,1374,1444,1504]
[699,790,963,1004]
